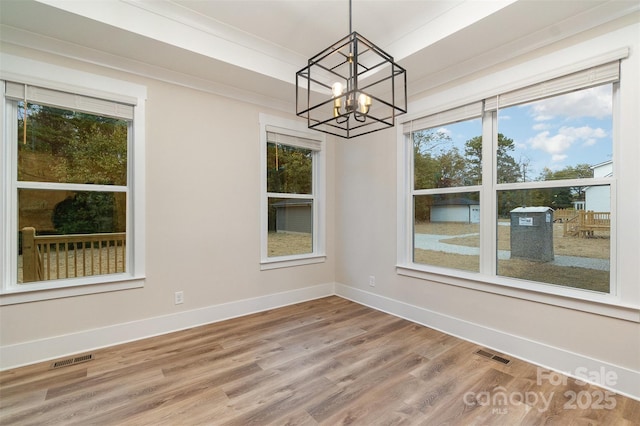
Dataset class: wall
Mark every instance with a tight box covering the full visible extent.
[0,45,335,360]
[334,14,640,399]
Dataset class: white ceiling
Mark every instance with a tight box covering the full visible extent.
[1,0,638,110]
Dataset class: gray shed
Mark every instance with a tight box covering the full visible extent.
[509,206,554,262]
[430,198,480,223]
[273,199,312,234]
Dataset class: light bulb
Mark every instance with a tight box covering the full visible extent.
[332,82,344,97]
[358,93,372,113]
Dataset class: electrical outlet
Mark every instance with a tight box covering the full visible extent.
[174,291,184,305]
[369,276,376,287]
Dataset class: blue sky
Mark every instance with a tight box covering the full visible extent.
[435,84,613,181]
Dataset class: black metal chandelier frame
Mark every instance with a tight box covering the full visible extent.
[296,0,407,139]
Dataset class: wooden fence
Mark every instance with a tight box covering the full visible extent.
[563,211,610,238]
[553,208,579,223]
[21,227,126,282]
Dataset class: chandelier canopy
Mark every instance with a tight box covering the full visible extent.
[296,0,407,139]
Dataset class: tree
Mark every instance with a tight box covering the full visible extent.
[266,143,312,194]
[464,135,482,185]
[413,129,453,189]
[536,164,594,208]
[52,192,116,234]
[464,133,522,183]
[18,103,128,185]
[433,147,467,188]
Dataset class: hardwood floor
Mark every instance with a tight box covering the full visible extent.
[1,296,638,425]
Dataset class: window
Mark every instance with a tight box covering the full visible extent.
[1,54,146,304]
[410,110,483,273]
[260,114,325,269]
[398,57,626,314]
[492,84,614,293]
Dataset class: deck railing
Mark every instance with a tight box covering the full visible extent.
[21,227,126,282]
[553,208,579,223]
[563,211,610,238]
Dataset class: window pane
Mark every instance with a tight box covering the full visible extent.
[266,143,312,194]
[18,189,126,283]
[497,186,610,293]
[497,84,613,184]
[414,193,480,272]
[267,197,313,257]
[17,102,128,185]
[413,118,482,190]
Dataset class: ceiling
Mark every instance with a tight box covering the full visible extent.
[1,0,638,111]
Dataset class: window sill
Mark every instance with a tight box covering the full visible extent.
[396,264,640,322]
[261,254,326,270]
[0,276,145,306]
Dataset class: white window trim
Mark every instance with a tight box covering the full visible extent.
[396,49,640,322]
[0,53,147,305]
[259,113,326,270]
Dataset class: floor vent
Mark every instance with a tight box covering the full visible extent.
[475,349,511,365]
[50,354,94,369]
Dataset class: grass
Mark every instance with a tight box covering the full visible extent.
[414,221,610,293]
[268,232,312,257]
[445,222,609,259]
[497,258,609,293]
[264,223,609,293]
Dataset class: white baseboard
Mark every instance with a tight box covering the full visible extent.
[335,283,640,401]
[0,282,334,371]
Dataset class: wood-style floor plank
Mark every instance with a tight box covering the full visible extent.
[1,296,638,425]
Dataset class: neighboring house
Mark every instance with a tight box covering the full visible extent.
[585,160,612,212]
[273,199,313,233]
[430,198,480,223]
[572,201,585,210]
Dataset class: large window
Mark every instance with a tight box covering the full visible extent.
[411,115,482,273]
[399,58,622,310]
[1,54,146,304]
[260,114,325,269]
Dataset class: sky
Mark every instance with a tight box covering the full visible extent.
[435,84,613,181]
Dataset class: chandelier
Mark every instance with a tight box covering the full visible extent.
[296,0,407,139]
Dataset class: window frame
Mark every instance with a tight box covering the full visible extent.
[407,102,484,273]
[397,49,639,322]
[0,53,146,305]
[260,113,326,270]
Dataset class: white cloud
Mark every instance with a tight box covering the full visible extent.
[515,142,527,150]
[532,123,549,131]
[529,131,572,155]
[533,113,554,122]
[436,127,452,137]
[527,126,608,160]
[528,85,612,121]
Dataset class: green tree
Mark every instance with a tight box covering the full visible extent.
[464,133,522,183]
[464,135,482,185]
[52,192,116,234]
[18,103,128,185]
[413,129,452,190]
[433,147,467,188]
[266,143,312,194]
[18,104,74,155]
[536,164,594,208]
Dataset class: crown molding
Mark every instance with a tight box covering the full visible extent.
[0,25,294,114]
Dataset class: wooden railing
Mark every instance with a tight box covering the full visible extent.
[553,208,579,223]
[21,227,126,283]
[563,211,610,238]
